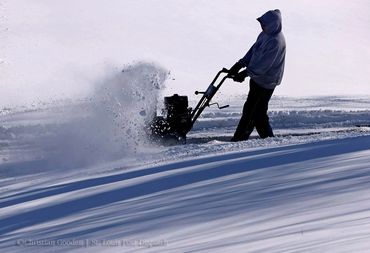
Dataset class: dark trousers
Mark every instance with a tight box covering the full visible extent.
[233,79,275,141]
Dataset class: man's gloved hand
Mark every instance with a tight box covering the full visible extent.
[228,62,242,76]
[233,70,248,83]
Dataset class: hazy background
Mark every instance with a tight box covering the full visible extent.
[1,0,370,107]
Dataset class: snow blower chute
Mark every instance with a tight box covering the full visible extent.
[149,68,232,143]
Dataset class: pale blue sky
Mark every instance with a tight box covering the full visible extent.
[1,0,370,106]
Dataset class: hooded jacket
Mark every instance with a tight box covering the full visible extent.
[239,9,286,89]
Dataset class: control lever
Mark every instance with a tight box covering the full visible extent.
[209,102,229,110]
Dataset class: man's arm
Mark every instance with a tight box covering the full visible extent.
[246,39,279,78]
[238,42,256,67]
[229,40,257,76]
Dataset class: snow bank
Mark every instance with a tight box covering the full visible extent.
[192,96,370,131]
[194,110,370,131]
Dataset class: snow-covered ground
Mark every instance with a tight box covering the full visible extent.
[3,0,370,251]
[1,65,370,252]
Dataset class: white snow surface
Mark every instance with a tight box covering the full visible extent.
[1,66,370,252]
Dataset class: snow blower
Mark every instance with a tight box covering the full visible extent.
[149,68,232,144]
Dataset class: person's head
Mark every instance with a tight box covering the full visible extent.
[257,9,282,35]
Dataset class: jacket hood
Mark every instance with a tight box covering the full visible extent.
[257,9,282,35]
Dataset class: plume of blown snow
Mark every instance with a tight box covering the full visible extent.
[36,62,168,170]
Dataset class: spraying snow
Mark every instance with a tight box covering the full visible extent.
[1,62,168,172]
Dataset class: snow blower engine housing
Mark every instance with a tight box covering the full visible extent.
[149,68,232,143]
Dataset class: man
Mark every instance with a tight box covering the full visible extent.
[228,9,286,142]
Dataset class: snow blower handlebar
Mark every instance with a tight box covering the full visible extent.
[190,68,232,126]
